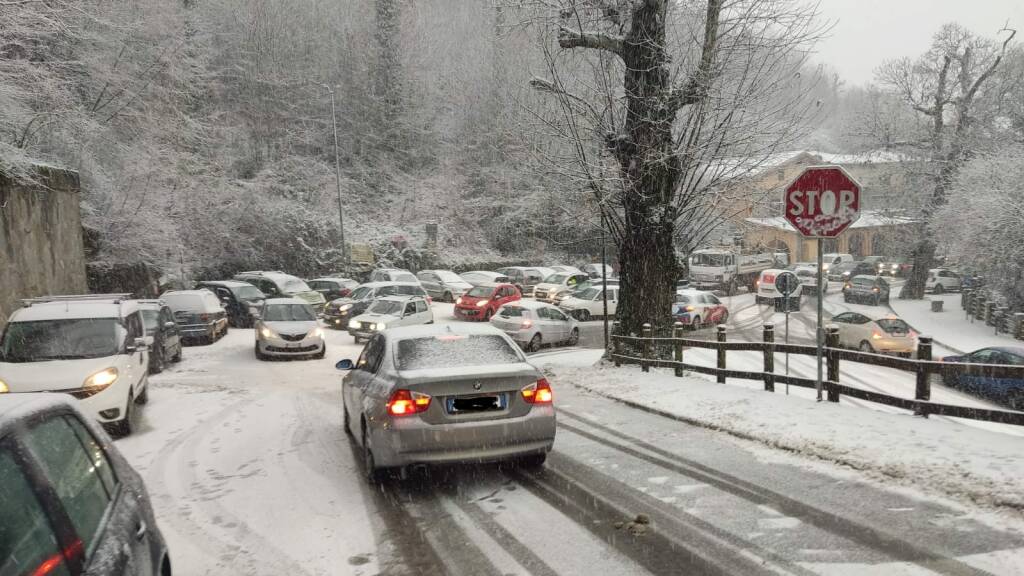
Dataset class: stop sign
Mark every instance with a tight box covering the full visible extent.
[784,166,861,238]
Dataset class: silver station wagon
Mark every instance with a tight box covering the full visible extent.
[337,323,556,481]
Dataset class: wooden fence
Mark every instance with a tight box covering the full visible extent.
[610,322,1024,427]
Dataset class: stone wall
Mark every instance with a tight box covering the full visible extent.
[0,166,88,326]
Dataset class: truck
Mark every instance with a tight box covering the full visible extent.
[688,248,779,295]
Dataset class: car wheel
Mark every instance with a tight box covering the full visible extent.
[691,316,702,330]
[484,309,493,321]
[150,347,165,375]
[315,344,326,359]
[934,284,944,294]
[443,292,454,303]
[517,452,547,469]
[171,344,182,363]
[135,379,149,405]
[110,393,133,437]
[567,328,579,346]
[578,309,591,322]
[528,334,542,352]
[362,422,385,484]
[255,343,266,361]
[859,340,874,353]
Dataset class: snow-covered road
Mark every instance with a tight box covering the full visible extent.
[112,320,1024,575]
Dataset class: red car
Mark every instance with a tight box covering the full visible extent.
[454,283,521,321]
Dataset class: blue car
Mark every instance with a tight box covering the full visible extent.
[941,346,1024,409]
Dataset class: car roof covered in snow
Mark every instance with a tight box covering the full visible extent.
[197,280,258,289]
[374,295,423,303]
[0,394,78,440]
[357,281,422,289]
[11,299,135,322]
[263,297,309,306]
[500,299,556,310]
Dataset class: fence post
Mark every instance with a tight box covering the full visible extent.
[997,306,1009,335]
[985,302,996,326]
[763,323,775,392]
[825,326,840,402]
[975,295,987,321]
[1016,313,1024,341]
[612,321,621,367]
[915,336,933,418]
[673,321,684,377]
[962,289,972,311]
[641,323,652,373]
[716,325,727,384]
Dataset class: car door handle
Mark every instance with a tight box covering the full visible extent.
[135,520,147,541]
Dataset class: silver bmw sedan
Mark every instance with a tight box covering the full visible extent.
[337,323,556,481]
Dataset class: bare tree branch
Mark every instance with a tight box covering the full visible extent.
[557,25,623,56]
[668,0,723,112]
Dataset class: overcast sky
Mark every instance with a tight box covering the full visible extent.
[812,0,1023,86]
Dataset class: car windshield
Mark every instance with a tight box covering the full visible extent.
[396,334,522,371]
[262,304,315,322]
[544,273,570,283]
[576,287,601,300]
[691,253,726,266]
[436,271,464,282]
[233,285,264,300]
[161,293,206,311]
[466,286,494,298]
[368,300,404,315]
[875,319,910,334]
[0,319,122,362]
[141,309,160,331]
[282,278,311,293]
[350,287,373,300]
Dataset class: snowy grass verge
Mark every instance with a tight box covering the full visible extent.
[545,360,1024,513]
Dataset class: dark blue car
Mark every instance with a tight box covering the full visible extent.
[942,346,1024,409]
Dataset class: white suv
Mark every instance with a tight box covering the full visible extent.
[926,268,962,294]
[0,294,151,436]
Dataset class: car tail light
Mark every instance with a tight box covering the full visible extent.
[522,378,553,404]
[872,287,879,292]
[521,319,533,328]
[426,296,433,304]
[386,389,431,416]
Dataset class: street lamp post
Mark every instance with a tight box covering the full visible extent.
[318,83,347,264]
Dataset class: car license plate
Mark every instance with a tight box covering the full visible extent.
[446,394,507,414]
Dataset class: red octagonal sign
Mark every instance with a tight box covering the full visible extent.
[784,165,861,238]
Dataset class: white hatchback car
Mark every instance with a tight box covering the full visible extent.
[254,298,325,360]
[0,294,151,436]
[830,311,918,356]
[490,300,579,352]
[559,284,619,321]
[532,272,590,304]
[348,296,434,343]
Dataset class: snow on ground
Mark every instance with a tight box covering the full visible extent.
[889,293,1018,355]
[534,352,1024,513]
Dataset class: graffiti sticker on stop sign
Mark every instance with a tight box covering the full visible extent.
[784,166,861,238]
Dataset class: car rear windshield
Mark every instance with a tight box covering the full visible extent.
[436,271,463,282]
[499,306,527,317]
[0,319,122,362]
[544,273,570,283]
[852,277,874,286]
[674,294,692,304]
[396,285,425,296]
[233,285,264,300]
[282,278,311,293]
[394,273,418,283]
[368,300,403,315]
[262,304,315,322]
[161,293,206,311]
[876,319,910,334]
[396,334,521,371]
[466,286,494,298]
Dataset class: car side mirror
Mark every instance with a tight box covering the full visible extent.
[163,321,176,330]
[335,359,354,370]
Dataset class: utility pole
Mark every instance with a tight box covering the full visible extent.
[317,83,347,264]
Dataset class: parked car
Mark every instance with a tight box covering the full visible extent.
[559,284,619,321]
[497,266,555,297]
[549,265,583,274]
[842,275,891,305]
[880,257,912,277]
[417,269,473,302]
[137,300,183,374]
[830,312,917,355]
[370,268,420,283]
[254,298,325,360]
[489,299,579,351]
[348,295,434,343]
[460,270,511,286]
[755,269,802,309]
[233,271,327,312]
[0,294,151,436]
[672,290,729,328]
[554,277,620,305]
[0,394,170,575]
[860,255,886,271]
[532,272,589,303]
[308,277,359,301]
[454,283,521,321]
[821,252,856,273]
[926,268,963,294]
[195,279,266,327]
[337,323,555,481]
[161,289,229,344]
[830,261,877,282]
[581,263,616,279]
[794,265,826,295]
[322,282,429,329]
[941,347,1024,409]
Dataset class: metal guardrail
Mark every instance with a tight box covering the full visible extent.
[610,322,1024,427]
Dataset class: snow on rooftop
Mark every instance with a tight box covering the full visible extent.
[745,210,916,232]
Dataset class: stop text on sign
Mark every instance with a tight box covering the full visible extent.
[786,189,857,217]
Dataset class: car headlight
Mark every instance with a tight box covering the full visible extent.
[0,378,8,394]
[349,320,361,329]
[260,326,278,339]
[84,368,118,390]
[373,323,387,331]
[456,297,463,305]
[476,300,488,308]
[307,327,324,339]
[338,303,353,311]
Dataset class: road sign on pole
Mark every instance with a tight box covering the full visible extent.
[784,166,862,401]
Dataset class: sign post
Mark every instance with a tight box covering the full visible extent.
[784,166,861,401]
[774,271,799,395]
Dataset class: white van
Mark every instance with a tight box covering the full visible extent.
[0,294,151,436]
[756,269,802,309]
[821,253,855,273]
